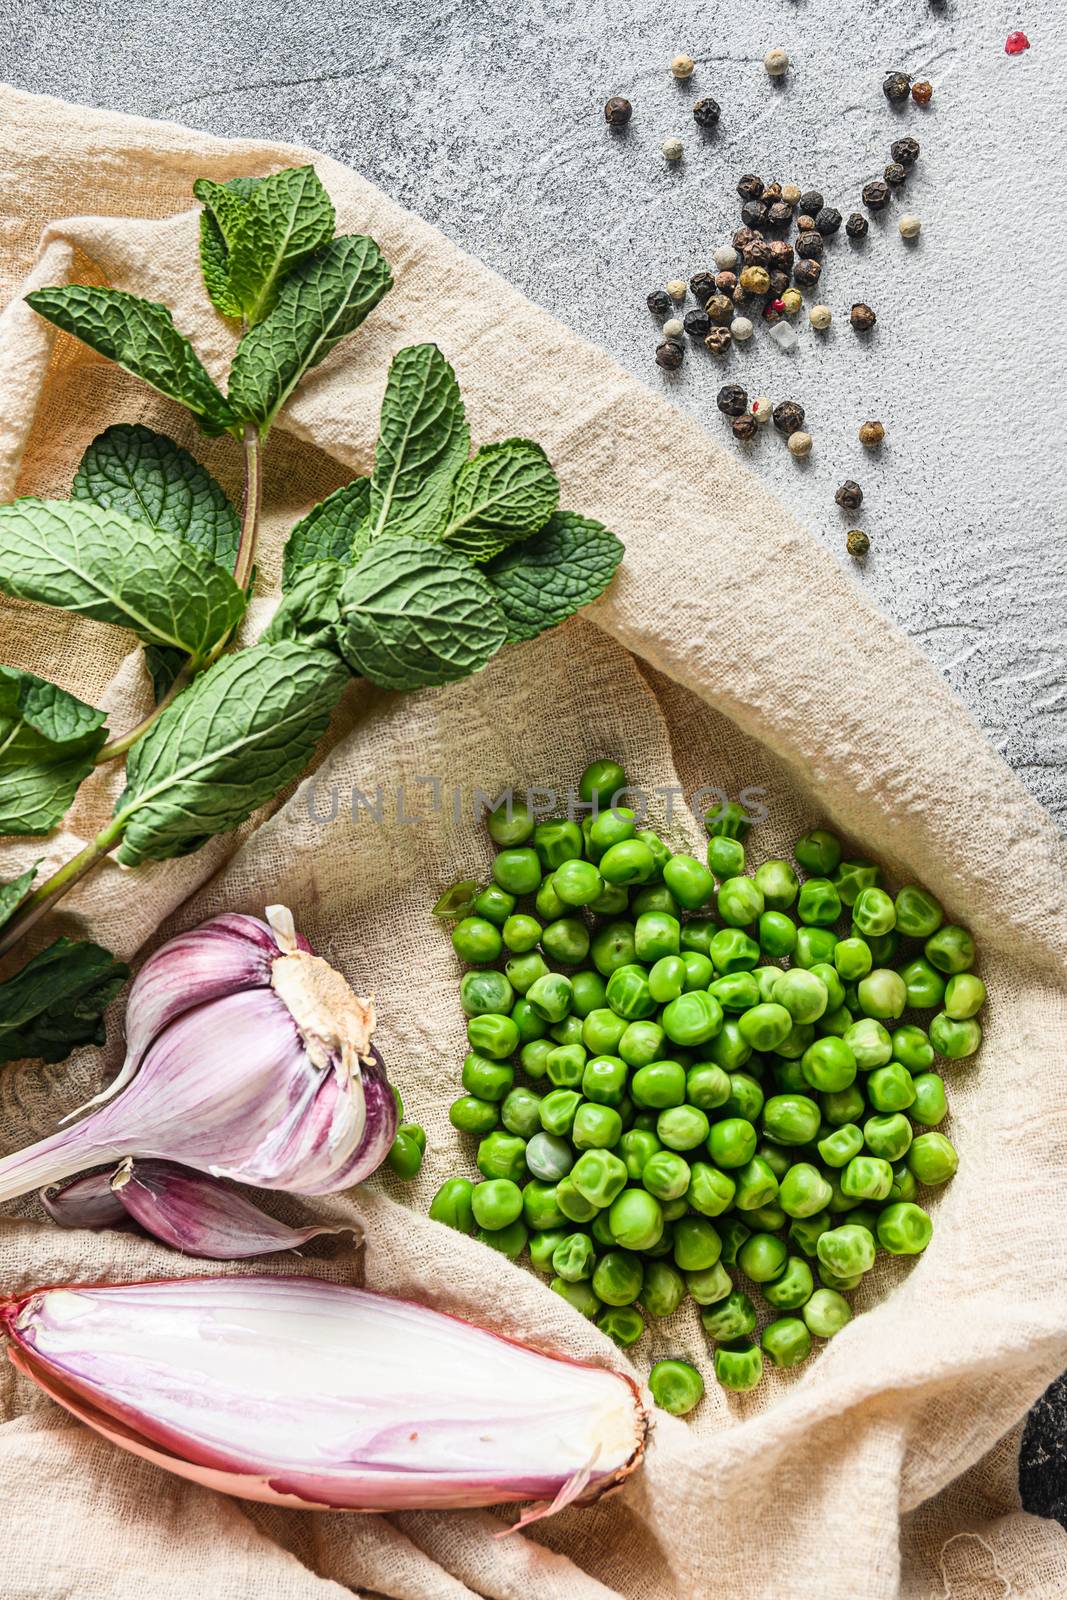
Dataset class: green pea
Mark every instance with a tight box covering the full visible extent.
[501,1086,544,1138]
[705,800,752,840]
[707,835,746,879]
[779,1161,833,1218]
[609,1188,664,1251]
[863,1112,912,1161]
[642,1149,692,1201]
[683,1068,729,1117]
[596,1305,644,1346]
[795,829,842,876]
[843,1017,893,1069]
[662,990,724,1047]
[505,952,550,996]
[831,859,880,907]
[631,884,680,917]
[709,928,762,974]
[590,1249,642,1306]
[533,876,564,921]
[686,1161,737,1216]
[612,1024,660,1071]
[772,969,827,1025]
[649,1358,705,1415]
[818,1005,854,1039]
[589,1209,616,1249]
[891,1024,934,1072]
[566,972,605,1020]
[433,877,481,918]
[817,1264,863,1292]
[716,1217,750,1267]
[723,1071,765,1123]
[925,924,976,975]
[706,1020,753,1071]
[529,1227,567,1272]
[520,1039,555,1079]
[629,913,679,966]
[461,1053,513,1103]
[758,911,797,959]
[637,828,672,877]
[590,921,637,977]
[578,759,625,808]
[473,884,517,926]
[789,1209,831,1257]
[878,1201,934,1256]
[581,1008,628,1056]
[472,1178,523,1230]
[755,1141,792,1181]
[794,927,839,968]
[663,854,715,910]
[796,878,842,927]
[487,798,535,846]
[717,875,765,928]
[510,998,547,1045]
[646,956,685,1005]
[533,818,584,870]
[641,1259,686,1318]
[803,1288,852,1338]
[587,806,635,855]
[539,1088,581,1137]
[600,838,656,886]
[866,1063,916,1113]
[451,916,503,965]
[736,1002,790,1052]
[751,967,782,1004]
[548,860,600,910]
[763,1093,821,1146]
[762,1316,813,1369]
[754,858,800,910]
[521,1179,566,1231]
[801,1036,857,1094]
[538,917,588,967]
[476,1131,528,1183]
[737,1231,788,1283]
[572,1102,623,1150]
[552,1231,596,1282]
[861,928,901,966]
[527,973,574,1024]
[702,1117,753,1171]
[428,1176,476,1234]
[478,1218,528,1259]
[897,959,944,1013]
[888,1160,918,1203]
[834,937,873,981]
[658,1105,711,1151]
[857,969,907,1021]
[930,1011,982,1059]
[910,1072,947,1128]
[550,1276,601,1317]
[894,884,944,939]
[681,952,715,991]
[629,1059,683,1109]
[524,1131,573,1184]
[908,1131,958,1185]
[680,917,718,957]
[682,1264,728,1308]
[763,1256,815,1311]
[545,1043,585,1088]
[852,886,897,938]
[824,1168,861,1215]
[816,1223,876,1277]
[555,1174,599,1223]
[449,1094,499,1135]
[944,972,986,1020]
[701,1291,757,1342]
[619,1128,662,1180]
[733,1155,779,1211]
[581,1054,627,1105]
[774,1059,809,1094]
[669,1217,720,1273]
[840,1154,892,1202]
[492,848,542,896]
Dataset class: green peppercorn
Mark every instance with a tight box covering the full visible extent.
[847,530,870,558]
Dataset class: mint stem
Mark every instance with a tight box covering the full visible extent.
[0,816,127,961]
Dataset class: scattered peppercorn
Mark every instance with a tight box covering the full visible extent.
[809,303,832,330]
[705,295,733,324]
[835,480,863,510]
[773,399,805,435]
[898,213,922,239]
[850,302,877,332]
[667,278,687,300]
[787,430,813,457]
[733,226,762,251]
[859,419,885,447]
[891,136,920,167]
[884,162,907,187]
[781,287,803,315]
[767,201,794,227]
[764,47,790,77]
[799,190,824,216]
[862,180,890,211]
[647,289,673,315]
[741,200,770,228]
[662,137,684,161]
[693,96,721,128]
[717,383,749,416]
[737,174,764,201]
[793,258,822,288]
[731,284,749,307]
[846,529,871,558]
[781,183,802,206]
[655,340,684,370]
[762,182,784,205]
[815,206,842,235]
[604,97,633,128]
[796,213,818,233]
[670,53,695,79]
[684,308,712,336]
[751,395,773,424]
[767,239,795,272]
[663,317,684,338]
[846,212,869,239]
[768,270,791,297]
[911,80,933,105]
[795,231,824,260]
[704,327,732,354]
[731,316,754,341]
[1004,31,1030,55]
[739,264,770,294]
[714,271,738,297]
[732,413,758,441]
[714,244,739,270]
[690,270,717,300]
[883,70,911,102]
[742,239,772,268]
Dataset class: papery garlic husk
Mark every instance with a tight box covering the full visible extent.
[42,1160,357,1259]
[0,907,396,1203]
[3,1277,649,1519]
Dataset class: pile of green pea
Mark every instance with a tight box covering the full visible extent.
[429,761,983,1410]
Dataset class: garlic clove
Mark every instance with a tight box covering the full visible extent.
[40,1171,130,1231]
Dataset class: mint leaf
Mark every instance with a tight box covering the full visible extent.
[226,165,336,325]
[193,177,250,248]
[367,344,469,542]
[484,512,624,643]
[338,535,506,690]
[442,439,559,561]
[282,477,370,591]
[227,236,392,432]
[0,863,38,931]
[115,640,348,865]
[263,560,345,650]
[193,179,250,318]
[0,937,129,1066]
[0,665,107,834]
[73,424,240,568]
[25,286,236,436]
[0,499,246,659]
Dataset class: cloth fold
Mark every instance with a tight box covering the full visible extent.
[1,82,1065,1599]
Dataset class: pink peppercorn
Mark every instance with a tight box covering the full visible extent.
[1005,31,1030,54]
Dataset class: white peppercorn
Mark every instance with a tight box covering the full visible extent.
[781,183,802,206]
[667,278,687,300]
[730,316,754,341]
[809,304,832,330]
[663,317,684,337]
[898,214,922,239]
[751,396,772,424]
[787,430,813,457]
[764,47,789,76]
[713,244,739,270]
[662,137,684,161]
[670,53,695,79]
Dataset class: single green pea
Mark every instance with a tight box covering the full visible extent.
[613,1022,661,1069]
[658,1104,711,1151]
[597,1305,644,1346]
[808,961,846,1009]
[795,829,842,876]
[609,1187,664,1251]
[894,884,944,939]
[774,1058,809,1094]
[520,1039,555,1079]
[633,912,681,964]
[878,1201,934,1256]
[910,1072,948,1128]
[641,1259,686,1318]
[501,1086,544,1139]
[824,1168,862,1215]
[663,854,716,911]
[755,1141,792,1181]
[852,886,897,938]
[796,878,842,927]
[737,1231,788,1283]
[736,1001,792,1052]
[619,1129,662,1183]
[752,967,783,1004]
[840,1154,893,1202]
[713,1337,764,1392]
[706,976,759,1018]
[707,835,746,879]
[599,838,656,886]
[593,1249,644,1307]
[687,1163,737,1218]
[888,1160,919,1204]
[450,1088,500,1134]
[801,1036,857,1094]
[579,759,627,808]
[581,1054,627,1105]
[662,990,724,1047]
[717,875,765,928]
[582,1007,629,1056]
[429,1177,476,1235]
[590,1209,617,1249]
[925,924,976,975]
[451,916,503,965]
[834,937,873,981]
[511,998,548,1045]
[649,1358,705,1416]
[706,1019,753,1071]
[567,970,607,1019]
[588,806,636,855]
[552,1230,596,1282]
[555,1174,599,1223]
[709,928,762,974]
[461,1053,514,1103]
[754,858,800,910]
[631,884,680,917]
[763,1093,821,1146]
[529,1227,568,1272]
[681,950,715,990]
[680,917,718,957]
[843,1017,893,1069]
[779,1162,834,1218]
[762,1316,813,1369]
[857,969,907,1021]
[527,973,574,1024]
[478,1218,528,1259]
[817,1264,863,1292]
[636,829,672,877]
[672,1216,722,1273]
[722,1070,765,1123]
[492,848,542,897]
[551,1013,585,1047]
[685,1261,731,1305]
[642,1149,692,1202]
[788,1209,831,1257]
[778,1023,818,1065]
[816,1222,876,1277]
[891,1024,934,1072]
[763,1255,815,1311]
[773,969,828,1025]
[630,1059,684,1109]
[818,1005,854,1039]
[756,911,796,959]
[831,859,880,907]
[863,929,902,966]
[715,1217,750,1268]
[645,956,685,1005]
[590,921,638,977]
[487,798,535,846]
[930,1011,982,1059]
[539,1088,581,1137]
[733,1155,779,1211]
[476,1131,528,1183]
[472,1177,524,1230]
[803,1287,852,1338]
[572,1102,623,1151]
[539,917,589,967]
[705,1117,756,1169]
[545,1043,585,1088]
[866,1063,916,1114]
[521,1179,566,1231]
[897,958,945,1013]
[908,1131,959,1185]
[705,800,753,840]
[472,884,517,926]
[525,1130,574,1183]
[533,818,584,870]
[547,861,599,911]
[794,927,839,968]
[863,1113,913,1162]
[505,952,550,996]
[550,1276,601,1317]
[589,882,631,917]
[701,1290,757,1341]
[944,973,986,1020]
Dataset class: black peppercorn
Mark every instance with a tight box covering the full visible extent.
[762,182,783,206]
[647,289,673,316]
[815,206,842,236]
[767,239,795,272]
[741,200,769,229]
[733,226,762,251]
[737,174,764,201]
[773,399,805,435]
[715,270,738,296]
[795,230,824,260]
[835,480,863,510]
[846,212,869,239]
[798,190,824,217]
[862,180,890,211]
[891,136,920,167]
[731,284,749,307]
[693,96,721,128]
[793,258,822,288]
[742,239,772,268]
[704,328,732,354]
[846,529,871,558]
[796,214,817,234]
[655,340,684,370]
[689,271,717,301]
[883,71,911,103]
[732,413,758,441]
[767,202,793,228]
[604,96,633,128]
[768,270,791,297]
[884,162,907,187]
[717,383,749,417]
[684,308,712,337]
[850,302,877,332]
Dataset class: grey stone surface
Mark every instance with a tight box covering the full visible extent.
[2,0,1066,1527]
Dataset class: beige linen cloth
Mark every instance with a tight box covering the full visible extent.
[0,82,1065,1600]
